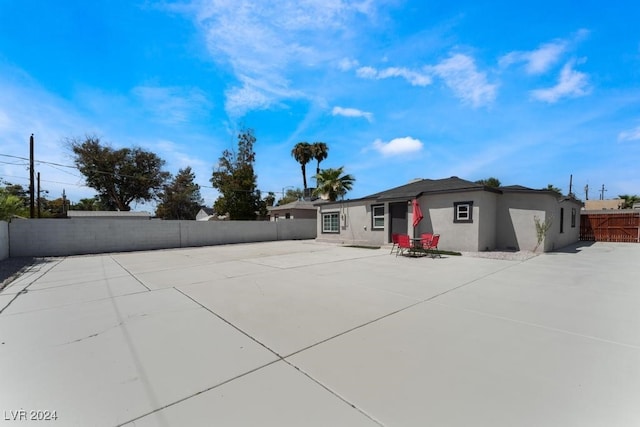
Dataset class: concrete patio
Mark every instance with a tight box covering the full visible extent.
[1,241,639,426]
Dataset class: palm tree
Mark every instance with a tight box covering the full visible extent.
[618,194,640,209]
[311,142,329,176]
[291,142,313,189]
[313,167,355,201]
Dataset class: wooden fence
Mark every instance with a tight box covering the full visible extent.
[580,212,640,242]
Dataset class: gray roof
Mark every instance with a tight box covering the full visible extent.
[317,176,578,207]
[198,207,215,215]
[367,176,500,201]
[268,199,317,212]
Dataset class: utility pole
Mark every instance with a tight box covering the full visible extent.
[29,134,35,218]
[37,172,41,218]
[600,184,606,200]
[568,174,573,197]
[584,184,589,200]
[62,189,67,216]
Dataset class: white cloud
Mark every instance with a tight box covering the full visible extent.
[225,84,274,117]
[373,136,423,156]
[530,60,590,103]
[618,126,640,142]
[332,106,373,121]
[132,85,211,124]
[429,54,497,107]
[186,0,375,117]
[500,41,567,74]
[356,66,432,86]
[499,30,589,75]
[338,57,360,71]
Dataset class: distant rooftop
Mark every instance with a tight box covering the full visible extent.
[67,211,152,218]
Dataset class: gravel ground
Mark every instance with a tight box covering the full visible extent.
[460,250,539,261]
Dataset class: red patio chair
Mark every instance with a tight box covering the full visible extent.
[396,234,412,257]
[424,234,440,257]
[390,233,400,254]
[420,233,433,248]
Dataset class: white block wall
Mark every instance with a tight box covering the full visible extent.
[8,218,317,257]
[0,221,8,260]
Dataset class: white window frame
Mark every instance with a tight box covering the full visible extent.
[454,201,473,223]
[322,212,340,233]
[371,205,384,230]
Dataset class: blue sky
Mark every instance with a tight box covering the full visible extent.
[1,0,639,209]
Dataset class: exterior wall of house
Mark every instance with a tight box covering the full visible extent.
[414,191,497,252]
[415,193,474,251]
[0,220,8,261]
[8,218,317,257]
[316,200,387,246]
[270,209,317,221]
[477,191,499,251]
[316,190,581,252]
[496,194,547,251]
[496,193,581,252]
[316,191,495,251]
[316,192,490,251]
[548,198,582,250]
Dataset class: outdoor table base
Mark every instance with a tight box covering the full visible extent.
[407,238,428,257]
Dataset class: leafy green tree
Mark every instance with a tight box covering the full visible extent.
[545,184,562,195]
[210,128,262,220]
[277,188,304,205]
[311,142,329,176]
[69,136,170,211]
[291,142,313,190]
[156,167,203,220]
[313,167,355,201]
[618,194,640,209]
[475,177,501,188]
[0,187,26,220]
[70,197,100,211]
[41,197,68,218]
[264,192,276,207]
[1,182,30,206]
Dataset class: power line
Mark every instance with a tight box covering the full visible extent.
[0,152,255,196]
[0,153,76,169]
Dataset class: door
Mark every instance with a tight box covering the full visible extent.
[389,202,408,241]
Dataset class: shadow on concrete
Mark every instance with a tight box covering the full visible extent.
[552,240,596,254]
[0,257,49,291]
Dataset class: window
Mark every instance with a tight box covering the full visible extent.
[571,208,576,228]
[322,212,339,233]
[372,205,384,229]
[453,201,473,223]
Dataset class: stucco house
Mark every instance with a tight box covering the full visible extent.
[315,176,583,252]
[267,199,317,221]
[196,207,215,221]
[583,199,624,211]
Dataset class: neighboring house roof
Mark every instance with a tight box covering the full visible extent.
[268,200,317,212]
[198,207,215,216]
[67,211,152,218]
